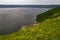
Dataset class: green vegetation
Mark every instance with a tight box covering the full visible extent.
[0,7,60,40]
[36,7,60,22]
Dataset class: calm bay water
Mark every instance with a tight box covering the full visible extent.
[0,8,51,34]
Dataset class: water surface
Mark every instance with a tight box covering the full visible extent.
[0,8,51,34]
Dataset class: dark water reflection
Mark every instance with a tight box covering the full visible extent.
[0,8,51,34]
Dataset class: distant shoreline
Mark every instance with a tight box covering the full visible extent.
[0,5,60,8]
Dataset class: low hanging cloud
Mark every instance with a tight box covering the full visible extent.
[0,0,60,5]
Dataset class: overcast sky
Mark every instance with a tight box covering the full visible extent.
[0,0,60,5]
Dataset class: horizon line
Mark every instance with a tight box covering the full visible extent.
[0,5,60,8]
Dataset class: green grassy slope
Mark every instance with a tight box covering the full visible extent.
[36,7,60,22]
[0,8,60,40]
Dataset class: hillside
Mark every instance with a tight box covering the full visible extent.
[36,7,60,22]
[0,7,60,40]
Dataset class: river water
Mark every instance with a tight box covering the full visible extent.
[0,8,51,34]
